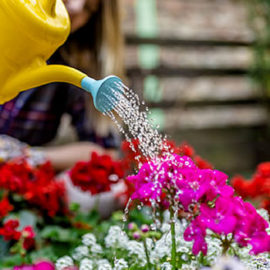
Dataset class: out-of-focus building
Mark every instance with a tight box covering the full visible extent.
[122,0,270,175]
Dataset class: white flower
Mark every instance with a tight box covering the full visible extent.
[210,256,246,270]
[97,259,112,270]
[152,233,171,260]
[105,226,128,249]
[91,243,103,254]
[72,245,89,260]
[55,256,74,270]
[257,208,269,222]
[80,258,94,270]
[113,258,128,270]
[82,233,97,246]
[126,240,146,265]
[160,262,172,270]
[181,264,196,270]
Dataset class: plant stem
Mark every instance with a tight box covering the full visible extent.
[143,238,151,270]
[170,207,177,270]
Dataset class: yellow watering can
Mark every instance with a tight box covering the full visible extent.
[0,0,122,113]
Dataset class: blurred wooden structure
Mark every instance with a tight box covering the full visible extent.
[122,0,270,175]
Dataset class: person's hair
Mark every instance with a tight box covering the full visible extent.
[60,0,125,137]
[61,0,124,78]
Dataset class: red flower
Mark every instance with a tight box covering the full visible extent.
[0,196,13,218]
[231,175,253,199]
[0,219,21,241]
[257,162,270,177]
[232,162,270,213]
[194,155,213,170]
[70,152,124,195]
[178,142,194,157]
[0,159,67,217]
[21,226,35,250]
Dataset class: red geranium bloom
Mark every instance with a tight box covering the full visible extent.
[0,159,67,217]
[0,219,21,241]
[0,196,13,218]
[178,142,194,157]
[232,162,270,213]
[70,152,124,195]
[21,226,35,250]
[194,155,213,170]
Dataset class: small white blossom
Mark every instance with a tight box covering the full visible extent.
[210,256,247,270]
[160,262,172,270]
[105,226,128,249]
[82,233,97,246]
[97,259,112,270]
[126,240,146,266]
[91,243,103,254]
[152,233,171,260]
[72,245,89,260]
[80,258,94,270]
[181,264,196,270]
[55,256,74,270]
[113,258,128,270]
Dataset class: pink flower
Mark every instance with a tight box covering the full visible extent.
[185,196,270,255]
[14,261,54,270]
[128,153,270,256]
[199,197,237,235]
[183,217,207,255]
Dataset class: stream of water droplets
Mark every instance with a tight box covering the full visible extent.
[102,82,165,161]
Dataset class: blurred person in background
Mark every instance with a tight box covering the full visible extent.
[0,0,125,171]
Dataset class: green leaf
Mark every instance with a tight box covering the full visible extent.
[0,254,23,268]
[40,226,77,242]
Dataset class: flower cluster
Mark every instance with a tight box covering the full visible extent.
[0,219,35,251]
[55,210,270,270]
[56,231,129,270]
[232,162,270,212]
[69,152,124,195]
[127,154,270,256]
[0,159,66,217]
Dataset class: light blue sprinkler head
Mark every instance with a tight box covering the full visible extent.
[81,75,123,113]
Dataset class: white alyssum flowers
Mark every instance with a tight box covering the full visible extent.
[55,256,74,270]
[104,225,129,249]
[82,233,97,246]
[72,245,89,260]
[80,258,94,270]
[55,209,270,270]
[114,259,128,270]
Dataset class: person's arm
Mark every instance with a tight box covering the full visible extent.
[41,142,116,172]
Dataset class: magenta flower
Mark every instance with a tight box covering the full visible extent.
[14,261,54,270]
[183,217,207,255]
[199,197,237,235]
[127,154,231,210]
[128,153,270,256]
[184,195,270,255]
